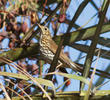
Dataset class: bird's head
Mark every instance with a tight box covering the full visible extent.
[37,24,51,37]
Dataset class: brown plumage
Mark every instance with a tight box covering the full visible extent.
[38,24,83,72]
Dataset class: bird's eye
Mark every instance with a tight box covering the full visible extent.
[44,27,47,30]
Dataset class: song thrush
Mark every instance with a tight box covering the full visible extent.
[38,24,83,72]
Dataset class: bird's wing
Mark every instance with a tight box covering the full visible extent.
[49,39,82,72]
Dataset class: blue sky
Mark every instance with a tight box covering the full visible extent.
[55,0,110,91]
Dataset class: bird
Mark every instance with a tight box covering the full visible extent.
[37,24,83,72]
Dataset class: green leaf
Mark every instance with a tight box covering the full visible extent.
[0,72,55,92]
[54,72,89,85]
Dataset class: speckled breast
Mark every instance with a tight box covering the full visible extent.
[39,36,54,61]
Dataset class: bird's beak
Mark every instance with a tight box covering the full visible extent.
[37,23,43,33]
[37,23,43,35]
[37,23,42,29]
